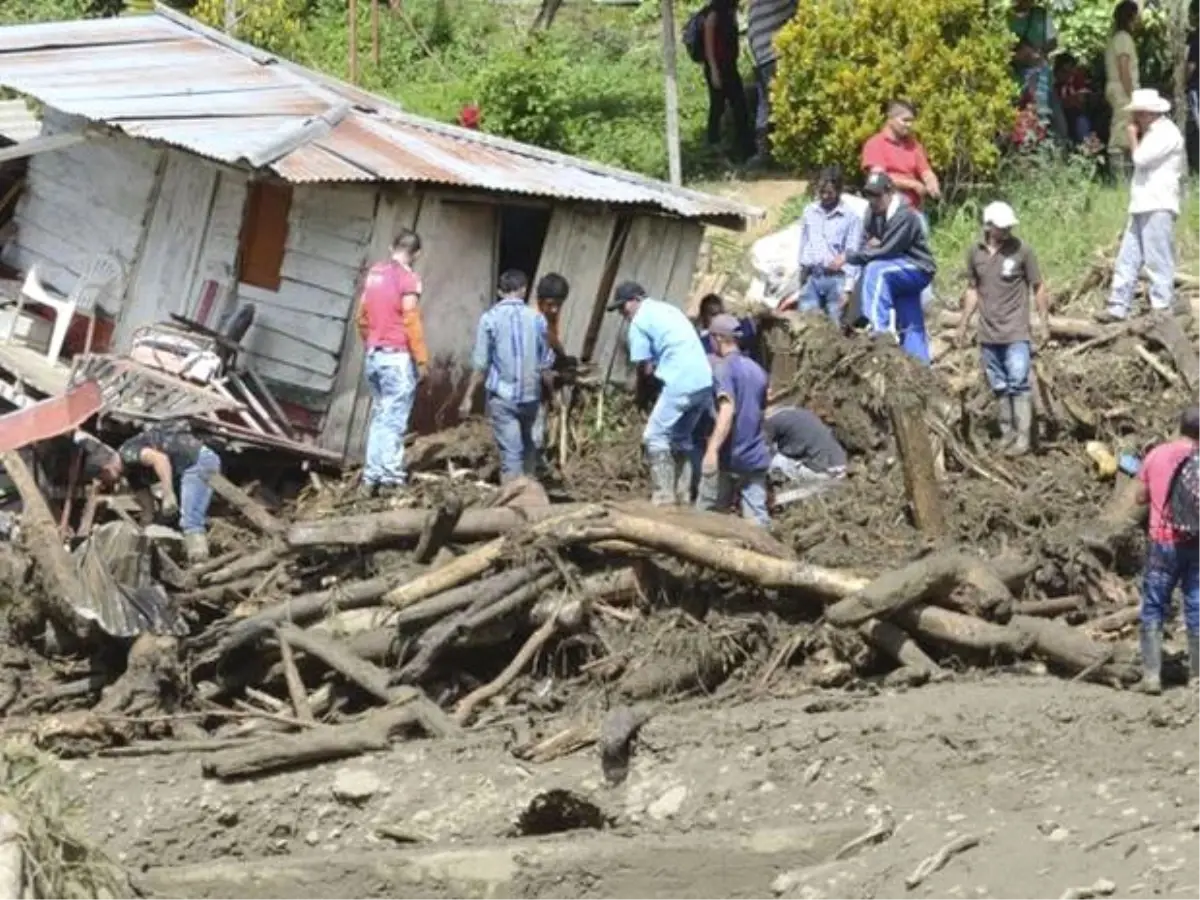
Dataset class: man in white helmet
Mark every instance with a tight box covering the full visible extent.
[956,201,1049,456]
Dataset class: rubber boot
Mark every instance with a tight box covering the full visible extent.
[1189,631,1199,682]
[995,395,1015,451]
[1007,394,1033,457]
[183,532,210,565]
[1137,626,1163,695]
[648,452,676,507]
[673,452,694,506]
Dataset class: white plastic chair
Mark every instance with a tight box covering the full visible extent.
[8,256,125,362]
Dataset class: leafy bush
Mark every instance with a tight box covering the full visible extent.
[193,0,306,56]
[772,0,1015,189]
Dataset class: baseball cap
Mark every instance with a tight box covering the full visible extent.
[862,171,893,196]
[607,280,646,311]
[707,313,742,337]
[983,201,1018,229]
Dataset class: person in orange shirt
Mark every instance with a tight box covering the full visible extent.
[860,100,941,219]
[355,229,429,495]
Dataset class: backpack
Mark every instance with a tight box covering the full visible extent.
[683,6,710,64]
[1167,451,1200,541]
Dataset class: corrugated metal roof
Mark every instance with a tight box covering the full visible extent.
[0,6,760,227]
[0,99,39,144]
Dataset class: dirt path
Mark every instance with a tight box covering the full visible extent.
[71,676,1198,898]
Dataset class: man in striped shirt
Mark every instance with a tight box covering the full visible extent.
[460,270,555,483]
[746,0,798,161]
[790,166,863,324]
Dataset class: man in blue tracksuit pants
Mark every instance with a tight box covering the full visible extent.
[830,171,937,363]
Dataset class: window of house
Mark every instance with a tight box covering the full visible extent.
[238,181,292,291]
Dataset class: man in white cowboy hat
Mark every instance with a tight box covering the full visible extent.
[956,201,1049,456]
[1097,88,1184,323]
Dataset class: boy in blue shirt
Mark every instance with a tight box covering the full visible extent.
[697,314,771,526]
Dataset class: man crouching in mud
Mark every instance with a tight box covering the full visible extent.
[1134,406,1199,694]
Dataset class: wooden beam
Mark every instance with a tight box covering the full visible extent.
[888,395,946,537]
[0,133,87,164]
[659,0,682,187]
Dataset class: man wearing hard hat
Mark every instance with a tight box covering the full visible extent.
[956,201,1049,456]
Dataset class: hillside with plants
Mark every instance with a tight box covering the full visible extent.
[3,0,1181,185]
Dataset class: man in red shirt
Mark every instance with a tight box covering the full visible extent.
[1134,406,1200,693]
[861,100,942,214]
[355,228,429,495]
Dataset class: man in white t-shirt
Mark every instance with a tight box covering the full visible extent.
[1098,89,1185,322]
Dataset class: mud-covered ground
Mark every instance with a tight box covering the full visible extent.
[68,675,1198,899]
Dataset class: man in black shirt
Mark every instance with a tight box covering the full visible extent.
[83,426,221,563]
[764,406,847,503]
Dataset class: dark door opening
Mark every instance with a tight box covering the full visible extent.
[497,205,551,286]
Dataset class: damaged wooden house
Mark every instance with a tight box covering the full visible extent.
[0,4,757,464]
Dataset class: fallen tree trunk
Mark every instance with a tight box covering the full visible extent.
[1,450,93,643]
[412,498,464,563]
[894,605,1033,656]
[858,619,942,674]
[288,502,793,559]
[277,623,401,704]
[392,564,548,631]
[1142,313,1199,391]
[825,551,1019,627]
[201,545,284,586]
[201,703,424,780]
[888,396,946,537]
[1009,614,1116,675]
[1011,596,1083,618]
[940,310,1108,341]
[212,571,410,656]
[209,473,285,536]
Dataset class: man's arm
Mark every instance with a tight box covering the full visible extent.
[842,213,864,290]
[459,316,489,417]
[847,210,917,266]
[957,287,980,346]
[887,173,926,197]
[355,299,369,341]
[1131,125,1182,167]
[703,12,720,87]
[704,395,735,472]
[137,448,177,510]
[916,144,940,199]
[1033,281,1050,341]
[400,291,429,377]
[76,481,105,538]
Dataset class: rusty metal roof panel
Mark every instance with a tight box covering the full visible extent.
[0,14,181,52]
[0,8,761,226]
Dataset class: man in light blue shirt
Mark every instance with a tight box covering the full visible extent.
[460,270,554,483]
[609,281,713,506]
[794,166,863,324]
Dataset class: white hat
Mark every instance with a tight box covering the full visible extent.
[1125,89,1171,113]
[983,201,1018,229]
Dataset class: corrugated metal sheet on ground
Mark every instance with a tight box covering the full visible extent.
[0,8,759,226]
[0,99,39,143]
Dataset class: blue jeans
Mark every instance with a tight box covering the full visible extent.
[860,259,934,364]
[488,395,539,482]
[980,341,1031,397]
[644,387,711,455]
[697,469,770,526]
[799,273,846,324]
[180,446,221,535]
[364,350,417,486]
[1108,211,1177,317]
[1141,541,1200,634]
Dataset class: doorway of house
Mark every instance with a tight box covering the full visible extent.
[497,205,551,285]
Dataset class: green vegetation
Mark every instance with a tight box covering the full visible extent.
[773,0,1015,190]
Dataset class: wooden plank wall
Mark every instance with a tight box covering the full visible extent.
[237,183,376,410]
[588,216,705,376]
[532,205,617,359]
[1,110,161,301]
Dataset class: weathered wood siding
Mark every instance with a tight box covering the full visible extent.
[1,110,161,305]
[236,183,376,410]
[589,216,704,374]
[117,150,220,349]
[533,206,617,359]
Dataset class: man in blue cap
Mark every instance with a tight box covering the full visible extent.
[609,281,713,506]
